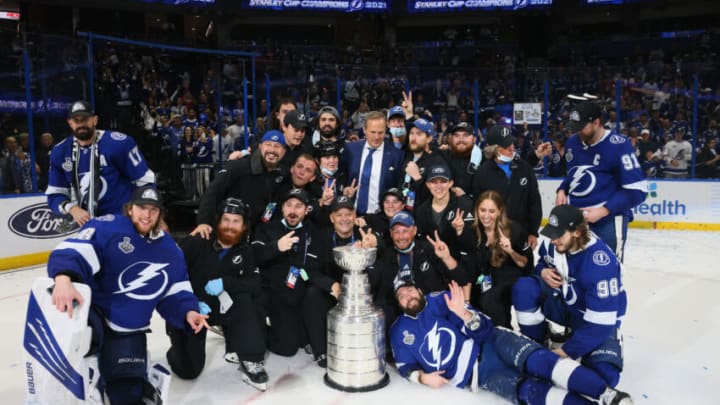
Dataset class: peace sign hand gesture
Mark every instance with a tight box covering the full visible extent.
[451,208,465,236]
[320,178,336,206]
[357,227,378,249]
[343,178,359,198]
[426,230,451,261]
[401,90,414,119]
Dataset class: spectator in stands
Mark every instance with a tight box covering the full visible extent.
[696,137,719,179]
[662,128,693,178]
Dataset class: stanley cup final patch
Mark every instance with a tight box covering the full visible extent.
[403,330,415,345]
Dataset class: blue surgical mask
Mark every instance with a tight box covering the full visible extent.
[389,127,406,138]
[321,166,338,177]
[497,152,514,163]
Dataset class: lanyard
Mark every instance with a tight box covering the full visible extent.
[332,231,355,247]
[71,130,103,217]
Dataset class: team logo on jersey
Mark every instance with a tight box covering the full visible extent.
[110,132,127,141]
[402,330,415,345]
[420,322,456,369]
[118,237,135,254]
[115,262,170,300]
[78,173,109,206]
[232,255,243,265]
[567,165,597,197]
[62,157,73,172]
[565,149,574,163]
[563,282,578,306]
[609,135,626,144]
[420,261,430,272]
[593,250,611,266]
[520,177,528,186]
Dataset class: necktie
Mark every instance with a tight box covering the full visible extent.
[356,147,376,214]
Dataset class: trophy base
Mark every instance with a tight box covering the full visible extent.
[323,372,390,393]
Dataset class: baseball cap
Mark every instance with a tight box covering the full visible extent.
[388,106,405,120]
[389,211,415,228]
[640,128,650,135]
[221,197,250,219]
[261,130,287,146]
[450,122,475,135]
[284,110,309,130]
[393,271,416,293]
[540,205,584,240]
[426,164,452,181]
[68,101,94,119]
[131,185,163,208]
[486,125,516,148]
[410,118,436,137]
[330,196,355,212]
[314,141,341,158]
[383,187,405,202]
[282,188,310,206]
[567,102,602,133]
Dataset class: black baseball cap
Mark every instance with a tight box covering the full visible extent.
[426,164,452,181]
[567,102,602,133]
[282,188,310,206]
[221,197,250,219]
[131,185,163,208]
[284,110,309,130]
[314,141,341,158]
[383,187,405,202]
[68,101,94,119]
[540,205,584,240]
[486,125,516,148]
[330,196,355,212]
[450,122,475,135]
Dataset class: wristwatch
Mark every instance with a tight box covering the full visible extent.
[465,311,482,331]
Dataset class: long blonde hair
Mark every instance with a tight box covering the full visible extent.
[473,190,512,268]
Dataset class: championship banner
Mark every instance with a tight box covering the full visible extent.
[408,0,552,13]
[513,102,542,125]
[246,0,389,12]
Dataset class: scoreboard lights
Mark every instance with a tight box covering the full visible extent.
[0,11,20,21]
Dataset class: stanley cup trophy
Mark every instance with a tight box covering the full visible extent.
[324,246,390,392]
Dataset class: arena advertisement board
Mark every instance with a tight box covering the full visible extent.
[0,195,78,270]
[245,0,389,12]
[538,179,720,230]
[408,0,553,12]
[513,103,542,125]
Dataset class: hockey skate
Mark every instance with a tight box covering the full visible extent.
[599,387,634,405]
[240,361,268,392]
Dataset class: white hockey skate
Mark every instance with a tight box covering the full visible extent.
[599,387,634,405]
[240,361,268,392]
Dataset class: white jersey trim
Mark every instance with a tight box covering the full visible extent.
[516,307,545,326]
[163,280,192,299]
[45,185,70,196]
[448,338,476,388]
[56,241,101,275]
[584,309,617,325]
[551,357,579,389]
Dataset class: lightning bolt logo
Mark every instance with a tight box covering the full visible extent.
[568,165,597,198]
[420,322,456,370]
[116,262,169,300]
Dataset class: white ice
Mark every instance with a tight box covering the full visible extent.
[2,229,718,404]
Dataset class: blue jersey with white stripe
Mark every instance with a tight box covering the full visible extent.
[390,292,493,388]
[47,215,198,332]
[535,236,626,359]
[560,130,647,219]
[46,130,155,216]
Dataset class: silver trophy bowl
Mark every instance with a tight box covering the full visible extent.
[324,246,389,392]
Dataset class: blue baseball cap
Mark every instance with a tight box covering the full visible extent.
[389,211,415,228]
[261,130,286,146]
[410,118,436,137]
[388,106,405,120]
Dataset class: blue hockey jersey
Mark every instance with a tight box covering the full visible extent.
[47,214,199,332]
[534,235,627,359]
[46,130,155,217]
[560,130,647,220]
[390,292,493,388]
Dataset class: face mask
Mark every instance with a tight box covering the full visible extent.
[321,166,338,177]
[393,141,403,150]
[389,127,406,138]
[497,152,514,163]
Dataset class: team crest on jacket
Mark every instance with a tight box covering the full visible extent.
[420,261,430,272]
[593,250,611,266]
[232,255,243,264]
[116,262,170,300]
[403,330,415,345]
[118,237,135,254]
[520,177,528,186]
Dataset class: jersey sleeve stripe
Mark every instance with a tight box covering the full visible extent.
[448,339,476,387]
[133,170,156,186]
[551,357,580,389]
[55,241,101,275]
[45,186,70,196]
[163,281,193,299]
[623,179,648,192]
[516,307,545,326]
[583,309,617,325]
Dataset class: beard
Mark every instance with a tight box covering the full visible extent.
[320,126,336,138]
[400,294,427,317]
[73,126,95,141]
[217,225,243,246]
[450,142,473,157]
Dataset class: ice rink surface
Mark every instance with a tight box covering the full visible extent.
[2,228,718,404]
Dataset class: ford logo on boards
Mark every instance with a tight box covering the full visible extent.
[8,203,79,239]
